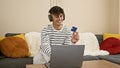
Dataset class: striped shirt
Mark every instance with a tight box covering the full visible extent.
[41,24,73,57]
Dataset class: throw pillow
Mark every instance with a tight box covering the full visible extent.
[103,33,120,40]
[0,36,30,58]
[0,36,5,41]
[0,36,5,56]
[100,37,120,55]
[14,33,26,40]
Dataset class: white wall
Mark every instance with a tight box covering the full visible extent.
[0,0,119,36]
[0,0,50,36]
[119,0,120,33]
[110,0,119,33]
[63,0,111,34]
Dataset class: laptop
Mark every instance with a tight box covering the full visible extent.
[50,45,85,68]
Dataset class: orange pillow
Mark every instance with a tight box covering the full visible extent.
[0,36,30,58]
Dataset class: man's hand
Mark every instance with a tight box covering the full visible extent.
[71,32,79,44]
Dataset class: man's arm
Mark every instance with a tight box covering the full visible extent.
[41,28,51,57]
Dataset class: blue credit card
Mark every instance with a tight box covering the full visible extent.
[71,26,77,32]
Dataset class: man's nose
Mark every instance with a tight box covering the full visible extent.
[58,17,61,20]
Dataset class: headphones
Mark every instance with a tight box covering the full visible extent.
[48,13,53,21]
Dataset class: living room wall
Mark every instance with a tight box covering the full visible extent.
[0,0,119,36]
[63,0,110,33]
[110,0,119,33]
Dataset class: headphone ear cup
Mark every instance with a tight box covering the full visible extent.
[48,14,52,21]
[63,15,65,20]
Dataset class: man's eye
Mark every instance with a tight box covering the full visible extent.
[60,14,63,17]
[60,15,63,17]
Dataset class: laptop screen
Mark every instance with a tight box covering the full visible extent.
[50,45,84,68]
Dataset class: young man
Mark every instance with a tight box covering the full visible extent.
[33,6,79,65]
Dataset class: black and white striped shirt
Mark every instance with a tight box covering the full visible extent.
[41,24,73,57]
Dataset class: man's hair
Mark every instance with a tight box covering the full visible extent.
[48,6,65,21]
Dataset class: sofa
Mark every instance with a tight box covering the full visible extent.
[0,33,120,68]
[83,34,120,65]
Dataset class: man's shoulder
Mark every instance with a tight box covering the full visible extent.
[41,24,54,35]
[42,24,52,31]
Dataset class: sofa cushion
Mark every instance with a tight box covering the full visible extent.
[98,54,120,64]
[83,55,100,61]
[0,36,30,58]
[5,33,21,37]
[0,57,33,68]
[95,34,103,45]
[100,37,120,55]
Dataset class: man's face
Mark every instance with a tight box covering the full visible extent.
[52,13,64,26]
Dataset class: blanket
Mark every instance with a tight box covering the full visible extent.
[25,32,41,57]
[76,32,109,56]
[25,32,50,64]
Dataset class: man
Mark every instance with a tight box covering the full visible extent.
[33,6,79,66]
